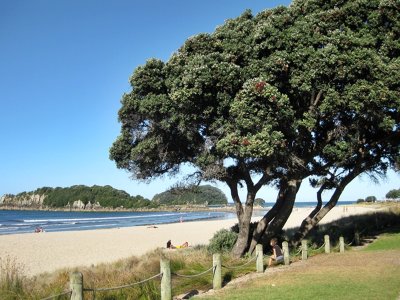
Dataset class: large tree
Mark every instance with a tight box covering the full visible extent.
[110,0,400,257]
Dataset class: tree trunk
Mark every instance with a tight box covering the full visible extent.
[232,192,255,257]
[248,185,286,254]
[291,181,325,245]
[291,172,357,246]
[227,181,243,226]
[262,179,301,242]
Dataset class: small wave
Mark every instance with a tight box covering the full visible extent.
[22,213,184,224]
[44,224,119,231]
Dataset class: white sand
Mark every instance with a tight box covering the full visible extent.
[0,205,377,276]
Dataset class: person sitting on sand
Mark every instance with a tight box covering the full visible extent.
[268,237,284,266]
[166,240,189,249]
[35,226,44,233]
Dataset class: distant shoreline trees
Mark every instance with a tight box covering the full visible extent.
[1,185,229,209]
[153,185,228,205]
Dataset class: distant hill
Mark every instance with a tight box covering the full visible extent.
[152,185,228,205]
[0,185,154,209]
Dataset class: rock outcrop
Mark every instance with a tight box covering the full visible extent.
[0,194,46,207]
[72,200,85,209]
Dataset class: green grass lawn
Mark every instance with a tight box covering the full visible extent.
[199,233,400,300]
[363,232,400,251]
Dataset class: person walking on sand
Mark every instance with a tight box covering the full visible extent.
[268,237,284,266]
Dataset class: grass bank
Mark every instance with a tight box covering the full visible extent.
[199,233,400,300]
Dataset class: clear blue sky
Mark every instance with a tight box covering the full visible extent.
[1,0,398,202]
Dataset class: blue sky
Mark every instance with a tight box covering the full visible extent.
[0,0,398,202]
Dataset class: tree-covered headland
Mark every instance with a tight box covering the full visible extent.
[1,185,229,209]
[110,0,399,257]
[153,185,228,205]
[3,185,152,209]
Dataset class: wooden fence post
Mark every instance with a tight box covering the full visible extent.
[339,236,344,253]
[282,241,290,265]
[354,231,360,246]
[70,272,83,300]
[256,244,264,273]
[160,258,172,300]
[324,235,330,253]
[301,239,308,260]
[213,253,222,290]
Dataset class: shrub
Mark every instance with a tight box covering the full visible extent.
[208,229,238,253]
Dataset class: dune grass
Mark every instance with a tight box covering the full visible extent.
[0,245,257,300]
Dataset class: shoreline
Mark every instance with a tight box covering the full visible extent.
[0,200,367,213]
[0,205,379,277]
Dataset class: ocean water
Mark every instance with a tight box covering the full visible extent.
[0,210,236,235]
[0,201,355,235]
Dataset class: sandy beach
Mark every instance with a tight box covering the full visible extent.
[0,205,378,276]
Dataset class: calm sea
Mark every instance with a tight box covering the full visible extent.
[0,201,355,235]
[0,210,236,235]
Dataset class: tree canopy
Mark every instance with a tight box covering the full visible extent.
[111,0,400,256]
[152,185,228,205]
[386,188,400,199]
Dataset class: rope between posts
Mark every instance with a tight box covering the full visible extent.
[88,272,162,293]
[345,228,367,246]
[345,237,355,246]
[309,242,325,253]
[292,247,302,257]
[40,290,71,300]
[222,255,258,270]
[172,266,215,278]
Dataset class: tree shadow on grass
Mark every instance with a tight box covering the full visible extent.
[283,208,400,249]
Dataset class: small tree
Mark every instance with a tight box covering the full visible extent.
[386,189,400,199]
[254,198,266,206]
[365,196,377,203]
[356,198,365,203]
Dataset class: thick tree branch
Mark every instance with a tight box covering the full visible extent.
[227,179,243,225]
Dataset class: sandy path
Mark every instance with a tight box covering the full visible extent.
[0,205,376,276]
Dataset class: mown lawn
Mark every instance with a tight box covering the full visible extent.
[363,232,400,251]
[199,233,400,300]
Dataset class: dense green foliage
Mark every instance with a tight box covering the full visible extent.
[152,185,227,205]
[365,195,377,202]
[16,185,152,209]
[110,0,400,254]
[208,229,238,253]
[386,188,400,199]
[111,0,399,188]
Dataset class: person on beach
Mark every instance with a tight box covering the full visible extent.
[268,238,284,266]
[34,226,44,233]
[166,240,189,249]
